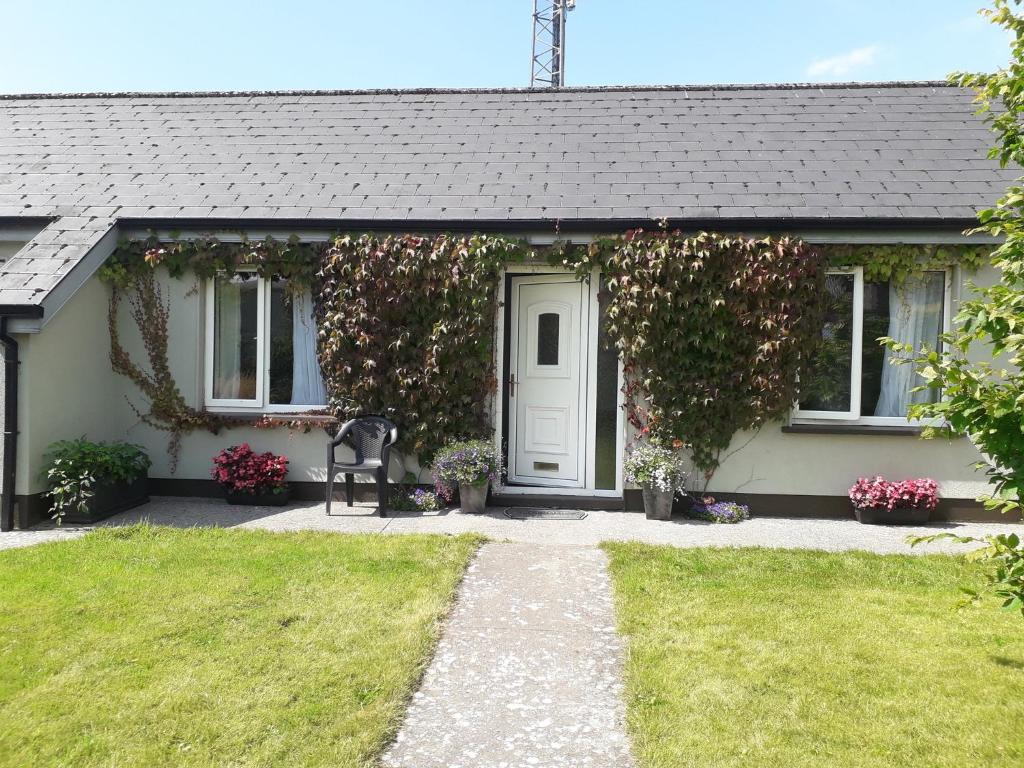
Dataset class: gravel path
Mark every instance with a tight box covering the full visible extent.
[1,496,1020,554]
[382,542,634,768]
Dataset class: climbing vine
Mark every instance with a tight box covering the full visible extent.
[106,270,226,470]
[316,232,527,463]
[100,232,322,292]
[101,229,991,477]
[819,243,990,283]
[564,229,828,474]
[101,233,328,469]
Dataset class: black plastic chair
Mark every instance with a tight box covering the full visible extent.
[326,416,399,517]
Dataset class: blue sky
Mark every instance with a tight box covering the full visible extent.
[0,1,1009,93]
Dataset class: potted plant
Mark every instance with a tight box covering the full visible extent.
[431,439,504,514]
[42,439,151,525]
[624,443,687,520]
[211,444,291,505]
[849,475,938,524]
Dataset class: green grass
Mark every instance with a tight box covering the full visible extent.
[0,525,481,768]
[602,543,1024,768]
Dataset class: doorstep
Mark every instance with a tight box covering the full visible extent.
[491,490,625,511]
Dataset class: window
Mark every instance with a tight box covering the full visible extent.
[795,267,949,425]
[536,312,560,366]
[205,274,328,411]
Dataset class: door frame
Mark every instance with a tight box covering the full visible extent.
[493,265,624,497]
[507,273,589,487]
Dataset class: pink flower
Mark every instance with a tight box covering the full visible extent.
[211,444,289,494]
[849,476,938,512]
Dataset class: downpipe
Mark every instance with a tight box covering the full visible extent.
[0,307,43,532]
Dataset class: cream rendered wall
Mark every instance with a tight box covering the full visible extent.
[703,429,986,499]
[15,275,133,495]
[690,262,1002,500]
[15,260,999,501]
[122,262,1003,499]
[113,270,407,485]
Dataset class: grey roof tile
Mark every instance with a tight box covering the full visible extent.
[0,82,1016,306]
[0,82,1013,228]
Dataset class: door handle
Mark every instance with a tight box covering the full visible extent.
[508,373,517,398]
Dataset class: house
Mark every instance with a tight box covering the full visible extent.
[0,82,1017,529]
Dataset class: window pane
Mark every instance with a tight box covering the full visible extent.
[269,280,328,407]
[537,312,560,366]
[799,273,855,413]
[860,280,890,416]
[212,275,258,400]
[594,284,618,490]
[872,272,944,417]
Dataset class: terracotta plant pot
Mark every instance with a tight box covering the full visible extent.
[226,487,292,506]
[458,481,489,514]
[642,488,674,520]
[854,505,931,525]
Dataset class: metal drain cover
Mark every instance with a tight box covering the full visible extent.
[503,507,588,520]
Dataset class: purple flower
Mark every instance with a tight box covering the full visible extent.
[689,499,749,524]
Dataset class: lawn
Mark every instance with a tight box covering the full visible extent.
[0,525,481,768]
[602,543,1024,768]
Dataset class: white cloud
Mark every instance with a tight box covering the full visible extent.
[806,45,881,79]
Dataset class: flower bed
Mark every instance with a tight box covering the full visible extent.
[688,497,750,524]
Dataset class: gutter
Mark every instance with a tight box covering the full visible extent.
[0,305,44,532]
[116,215,986,237]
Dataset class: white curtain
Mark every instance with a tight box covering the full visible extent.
[874,275,944,417]
[290,290,328,406]
[214,278,242,399]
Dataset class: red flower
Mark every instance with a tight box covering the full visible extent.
[211,444,289,494]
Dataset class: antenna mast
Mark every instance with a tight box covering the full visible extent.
[531,0,576,87]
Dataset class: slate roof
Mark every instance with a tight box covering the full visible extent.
[0,81,1017,311]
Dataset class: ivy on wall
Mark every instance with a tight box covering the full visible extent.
[106,270,227,470]
[100,234,327,470]
[818,243,990,283]
[101,232,322,291]
[100,230,991,476]
[316,232,527,463]
[563,230,828,474]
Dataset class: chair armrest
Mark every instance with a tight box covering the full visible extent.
[328,418,357,463]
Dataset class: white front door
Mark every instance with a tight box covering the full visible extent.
[508,275,589,487]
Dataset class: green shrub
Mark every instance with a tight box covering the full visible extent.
[42,439,151,485]
[41,439,150,525]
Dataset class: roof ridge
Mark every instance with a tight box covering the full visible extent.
[0,80,956,101]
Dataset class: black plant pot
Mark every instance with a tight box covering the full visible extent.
[854,505,931,525]
[61,476,149,524]
[226,487,292,506]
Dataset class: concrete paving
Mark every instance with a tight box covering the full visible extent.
[2,496,1019,554]
[382,542,635,768]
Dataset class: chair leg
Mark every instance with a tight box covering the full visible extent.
[326,470,333,516]
[345,473,354,507]
[376,469,388,518]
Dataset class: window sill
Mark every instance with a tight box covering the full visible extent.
[782,423,924,436]
[208,411,338,429]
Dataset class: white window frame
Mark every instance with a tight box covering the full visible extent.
[204,272,327,414]
[793,266,953,426]
[794,267,863,421]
